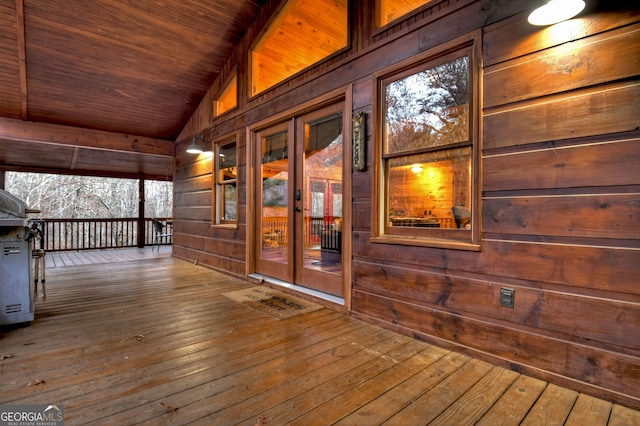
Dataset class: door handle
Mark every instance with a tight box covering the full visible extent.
[295,206,301,212]
[295,189,301,201]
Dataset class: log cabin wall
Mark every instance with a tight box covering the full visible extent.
[173,0,640,408]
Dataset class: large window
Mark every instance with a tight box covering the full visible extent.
[213,71,237,117]
[376,35,480,248]
[377,0,434,28]
[214,138,237,225]
[250,0,348,96]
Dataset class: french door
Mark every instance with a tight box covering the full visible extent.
[255,102,345,297]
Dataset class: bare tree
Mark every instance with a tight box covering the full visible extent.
[5,172,172,219]
[385,55,470,153]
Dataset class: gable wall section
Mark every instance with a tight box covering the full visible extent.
[173,0,640,408]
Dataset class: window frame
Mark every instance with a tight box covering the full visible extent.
[371,31,482,251]
[375,0,435,29]
[212,134,239,228]
[213,68,238,118]
[248,0,349,97]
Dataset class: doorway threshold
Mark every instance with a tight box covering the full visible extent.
[249,273,345,306]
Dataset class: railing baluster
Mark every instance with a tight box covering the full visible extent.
[35,217,171,252]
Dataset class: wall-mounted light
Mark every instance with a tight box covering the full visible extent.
[528,0,586,26]
[186,135,205,154]
[411,164,423,174]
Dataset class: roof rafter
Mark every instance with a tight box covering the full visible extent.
[0,117,174,157]
[15,0,27,120]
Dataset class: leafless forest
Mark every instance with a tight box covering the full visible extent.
[5,172,173,219]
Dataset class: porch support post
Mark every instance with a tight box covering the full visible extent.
[0,169,5,190]
[138,178,145,248]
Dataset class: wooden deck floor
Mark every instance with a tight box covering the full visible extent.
[44,245,172,269]
[1,253,639,425]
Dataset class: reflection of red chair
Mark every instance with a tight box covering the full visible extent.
[451,206,471,229]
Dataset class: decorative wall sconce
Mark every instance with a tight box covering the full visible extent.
[352,111,366,171]
[186,135,205,154]
[528,0,586,26]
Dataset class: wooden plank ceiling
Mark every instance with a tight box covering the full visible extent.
[0,0,265,180]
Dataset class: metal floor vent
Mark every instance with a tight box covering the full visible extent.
[3,246,21,256]
[5,304,22,314]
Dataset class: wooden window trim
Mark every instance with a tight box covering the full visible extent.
[375,0,437,30]
[372,30,482,251]
[212,133,239,228]
[213,68,238,118]
[248,0,349,97]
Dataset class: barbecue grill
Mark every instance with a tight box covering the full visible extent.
[0,189,35,325]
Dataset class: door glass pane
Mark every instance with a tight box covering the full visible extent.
[261,131,289,262]
[303,113,343,272]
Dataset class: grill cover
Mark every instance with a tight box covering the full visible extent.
[0,189,33,325]
[0,189,27,227]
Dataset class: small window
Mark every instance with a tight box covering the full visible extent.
[377,0,434,28]
[214,72,237,117]
[214,139,237,225]
[250,0,348,96]
[376,38,479,249]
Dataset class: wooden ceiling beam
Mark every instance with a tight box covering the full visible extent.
[15,0,27,120]
[0,117,174,156]
[0,163,173,182]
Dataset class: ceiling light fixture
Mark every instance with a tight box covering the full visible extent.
[528,0,586,26]
[186,135,205,154]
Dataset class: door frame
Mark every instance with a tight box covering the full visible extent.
[246,86,353,309]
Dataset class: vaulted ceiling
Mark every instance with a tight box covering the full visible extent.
[0,0,266,180]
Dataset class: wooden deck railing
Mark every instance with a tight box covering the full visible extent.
[261,217,340,248]
[31,218,172,252]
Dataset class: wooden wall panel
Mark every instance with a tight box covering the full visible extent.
[483,7,640,67]
[484,136,640,191]
[174,190,211,208]
[173,206,211,221]
[484,81,640,150]
[483,194,640,240]
[174,0,640,409]
[352,262,640,351]
[173,220,243,241]
[174,175,212,194]
[173,244,246,277]
[353,234,640,296]
[351,290,640,409]
[174,153,212,177]
[352,198,372,232]
[417,0,527,53]
[484,23,640,108]
[203,237,246,260]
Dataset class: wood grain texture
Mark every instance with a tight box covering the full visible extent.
[484,81,640,149]
[483,193,640,240]
[351,290,640,408]
[352,261,640,350]
[484,23,640,108]
[4,255,636,425]
[483,5,640,67]
[483,136,640,191]
[172,1,640,411]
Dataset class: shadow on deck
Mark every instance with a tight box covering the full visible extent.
[1,254,638,425]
